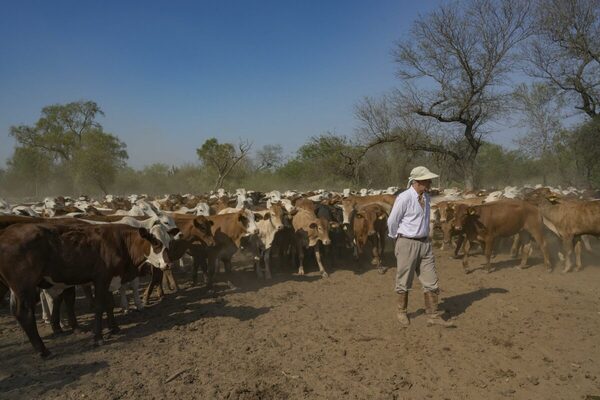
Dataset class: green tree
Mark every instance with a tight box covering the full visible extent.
[71,129,128,194]
[4,147,54,197]
[10,100,103,161]
[196,138,251,191]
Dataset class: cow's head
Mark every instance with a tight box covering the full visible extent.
[452,204,478,232]
[138,226,172,270]
[150,215,182,239]
[306,219,331,247]
[191,216,215,247]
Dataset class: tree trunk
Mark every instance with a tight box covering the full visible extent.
[462,157,476,190]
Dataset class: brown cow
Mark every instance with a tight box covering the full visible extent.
[452,200,551,273]
[535,198,600,272]
[141,215,217,302]
[0,222,171,357]
[341,194,396,226]
[352,204,388,271]
[291,208,331,277]
[173,211,249,290]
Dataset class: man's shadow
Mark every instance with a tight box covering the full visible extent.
[408,287,508,318]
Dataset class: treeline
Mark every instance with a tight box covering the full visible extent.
[2,0,600,198]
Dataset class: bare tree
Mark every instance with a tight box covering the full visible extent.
[525,0,600,118]
[358,0,530,189]
[512,82,565,184]
[197,138,252,191]
[255,144,284,171]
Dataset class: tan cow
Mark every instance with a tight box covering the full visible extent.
[536,198,600,272]
[291,208,331,277]
[452,200,551,273]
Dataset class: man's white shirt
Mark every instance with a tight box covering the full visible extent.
[387,186,430,239]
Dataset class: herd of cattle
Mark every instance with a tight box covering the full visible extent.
[1,184,599,358]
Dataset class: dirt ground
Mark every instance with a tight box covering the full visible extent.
[1,242,599,400]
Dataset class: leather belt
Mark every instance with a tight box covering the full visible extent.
[396,234,429,243]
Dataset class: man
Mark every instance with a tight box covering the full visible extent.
[387,166,454,328]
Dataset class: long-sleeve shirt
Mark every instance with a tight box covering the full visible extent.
[387,186,430,239]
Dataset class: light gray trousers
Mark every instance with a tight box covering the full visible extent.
[394,237,439,293]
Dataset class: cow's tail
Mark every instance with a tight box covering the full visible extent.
[541,217,561,239]
[9,290,16,315]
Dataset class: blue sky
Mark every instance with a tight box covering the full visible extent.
[1,0,522,169]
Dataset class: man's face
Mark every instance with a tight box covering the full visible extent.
[415,179,432,192]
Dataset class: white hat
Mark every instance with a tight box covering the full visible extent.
[407,166,439,187]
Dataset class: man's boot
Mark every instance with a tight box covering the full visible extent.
[424,291,454,327]
[397,292,410,327]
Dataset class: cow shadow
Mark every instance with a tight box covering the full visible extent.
[0,361,108,394]
[112,284,271,343]
[408,287,509,319]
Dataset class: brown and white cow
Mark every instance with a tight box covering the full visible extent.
[291,208,331,277]
[252,203,286,279]
[452,199,552,273]
[0,222,173,357]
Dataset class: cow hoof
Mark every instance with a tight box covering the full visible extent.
[72,327,88,335]
[463,269,471,274]
[109,327,121,335]
[40,349,52,359]
[94,339,104,347]
[378,266,387,275]
[321,271,329,278]
[485,268,495,274]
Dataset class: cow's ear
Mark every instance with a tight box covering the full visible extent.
[138,227,151,239]
[329,221,339,229]
[289,208,298,216]
[355,212,364,219]
[138,227,160,246]
[377,214,387,220]
[253,213,263,221]
[309,222,318,229]
[262,212,271,220]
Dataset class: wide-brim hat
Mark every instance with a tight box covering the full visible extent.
[407,166,439,187]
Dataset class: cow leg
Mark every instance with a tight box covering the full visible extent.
[314,247,329,278]
[49,291,64,334]
[62,287,81,332]
[255,251,264,279]
[40,289,53,324]
[484,237,496,272]
[106,294,120,334]
[131,277,144,310]
[82,284,95,312]
[510,234,521,258]
[462,239,471,273]
[517,241,532,269]
[14,289,50,358]
[562,236,574,273]
[454,235,465,259]
[119,283,129,313]
[296,242,305,275]
[167,270,179,292]
[92,286,108,343]
[143,268,160,305]
[191,256,200,286]
[264,248,273,280]
[575,238,583,271]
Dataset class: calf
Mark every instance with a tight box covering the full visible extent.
[0,223,172,357]
[452,200,551,273]
[291,209,331,277]
[252,203,286,279]
[352,204,388,271]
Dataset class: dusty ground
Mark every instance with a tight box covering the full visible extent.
[1,243,599,400]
